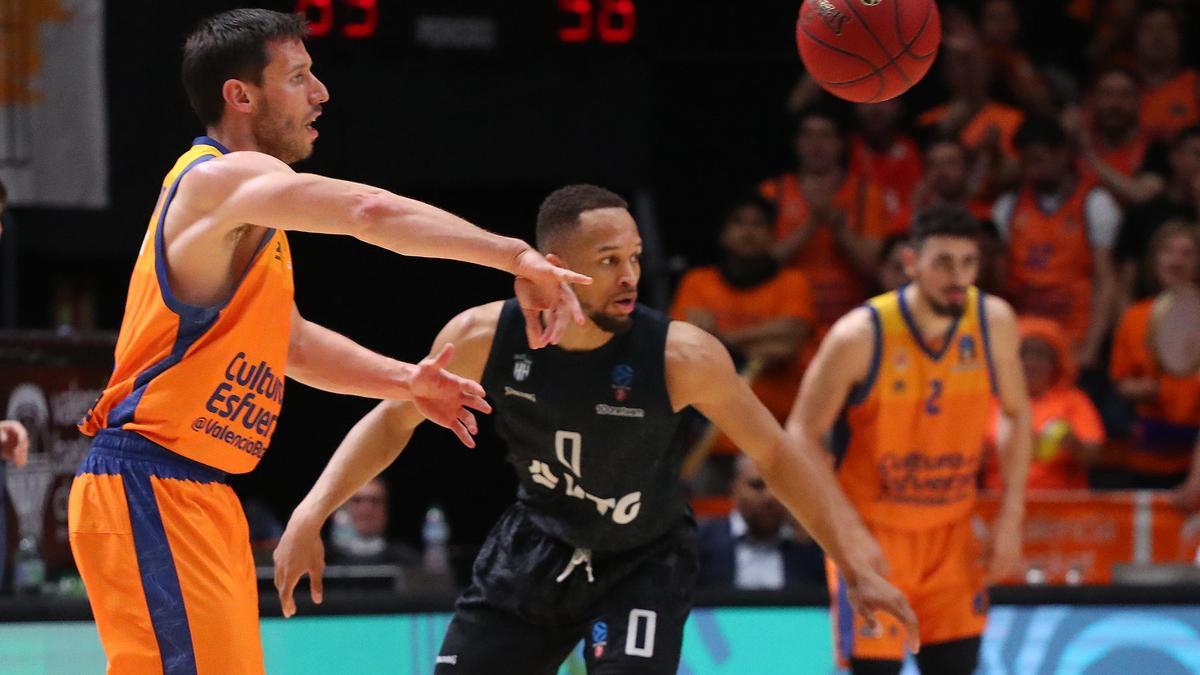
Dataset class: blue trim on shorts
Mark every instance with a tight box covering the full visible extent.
[78,430,208,675]
[123,465,200,675]
[80,429,226,484]
[836,573,855,662]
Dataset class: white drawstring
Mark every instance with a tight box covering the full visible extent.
[555,547,595,583]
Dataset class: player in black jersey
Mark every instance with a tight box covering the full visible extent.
[274,185,918,674]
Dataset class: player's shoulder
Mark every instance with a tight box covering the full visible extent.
[665,320,728,370]
[981,293,1016,325]
[177,150,293,210]
[443,301,505,344]
[827,305,877,345]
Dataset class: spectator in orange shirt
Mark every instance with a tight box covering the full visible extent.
[1133,4,1199,141]
[983,317,1105,491]
[671,195,814,430]
[760,106,889,336]
[979,0,1056,117]
[993,116,1121,368]
[917,8,1023,195]
[849,100,922,231]
[1067,67,1165,206]
[1111,220,1200,488]
[1114,125,1200,305]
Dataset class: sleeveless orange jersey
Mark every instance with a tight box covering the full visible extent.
[79,137,294,473]
[1140,69,1200,141]
[838,286,996,531]
[1078,133,1149,200]
[1005,184,1095,343]
[848,135,923,225]
[759,172,889,332]
[918,101,1025,158]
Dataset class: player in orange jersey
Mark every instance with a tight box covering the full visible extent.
[787,205,1032,675]
[69,9,587,675]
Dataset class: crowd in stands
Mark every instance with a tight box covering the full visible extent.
[674,0,1200,512]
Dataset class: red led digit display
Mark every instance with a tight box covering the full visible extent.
[558,0,636,44]
[296,0,376,39]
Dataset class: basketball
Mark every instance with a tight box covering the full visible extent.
[796,0,941,103]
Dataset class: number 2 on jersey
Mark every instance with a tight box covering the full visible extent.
[925,379,943,415]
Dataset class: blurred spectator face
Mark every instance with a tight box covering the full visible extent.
[794,115,843,174]
[906,235,980,316]
[924,140,970,201]
[719,204,774,260]
[1091,71,1141,138]
[1020,336,1058,398]
[1169,135,1200,185]
[943,42,990,98]
[980,0,1020,47]
[347,479,388,538]
[1020,142,1072,194]
[733,458,785,540]
[1135,9,1182,70]
[855,100,902,141]
[1153,229,1199,289]
[878,240,911,291]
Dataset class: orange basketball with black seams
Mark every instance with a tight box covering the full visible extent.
[796,0,941,103]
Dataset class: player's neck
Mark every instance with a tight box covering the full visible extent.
[203,123,261,154]
[555,317,618,352]
[902,284,957,339]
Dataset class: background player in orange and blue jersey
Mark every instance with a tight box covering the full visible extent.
[70,9,588,675]
[787,205,1032,675]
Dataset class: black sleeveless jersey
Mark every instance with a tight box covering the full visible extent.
[480,299,691,552]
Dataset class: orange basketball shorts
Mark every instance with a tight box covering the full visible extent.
[68,429,263,675]
[827,516,988,664]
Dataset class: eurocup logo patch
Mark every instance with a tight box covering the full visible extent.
[513,354,532,382]
[592,621,608,658]
[958,335,978,366]
[611,364,634,402]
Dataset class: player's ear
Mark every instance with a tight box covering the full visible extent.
[222,78,254,115]
[545,253,567,269]
[901,243,918,277]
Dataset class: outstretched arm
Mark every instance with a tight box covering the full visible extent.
[273,302,501,617]
[287,305,486,410]
[181,152,588,347]
[666,320,919,652]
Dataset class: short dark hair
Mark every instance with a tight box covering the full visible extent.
[1013,115,1069,151]
[182,9,309,126]
[1136,2,1183,30]
[794,103,847,138]
[723,193,777,227]
[909,204,982,247]
[1089,64,1139,90]
[536,184,629,250]
[922,132,968,156]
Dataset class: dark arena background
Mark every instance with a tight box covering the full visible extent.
[3,1,1200,673]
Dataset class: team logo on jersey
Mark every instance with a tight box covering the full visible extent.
[592,621,608,658]
[513,354,533,382]
[611,364,634,401]
[893,349,910,372]
[957,335,979,368]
